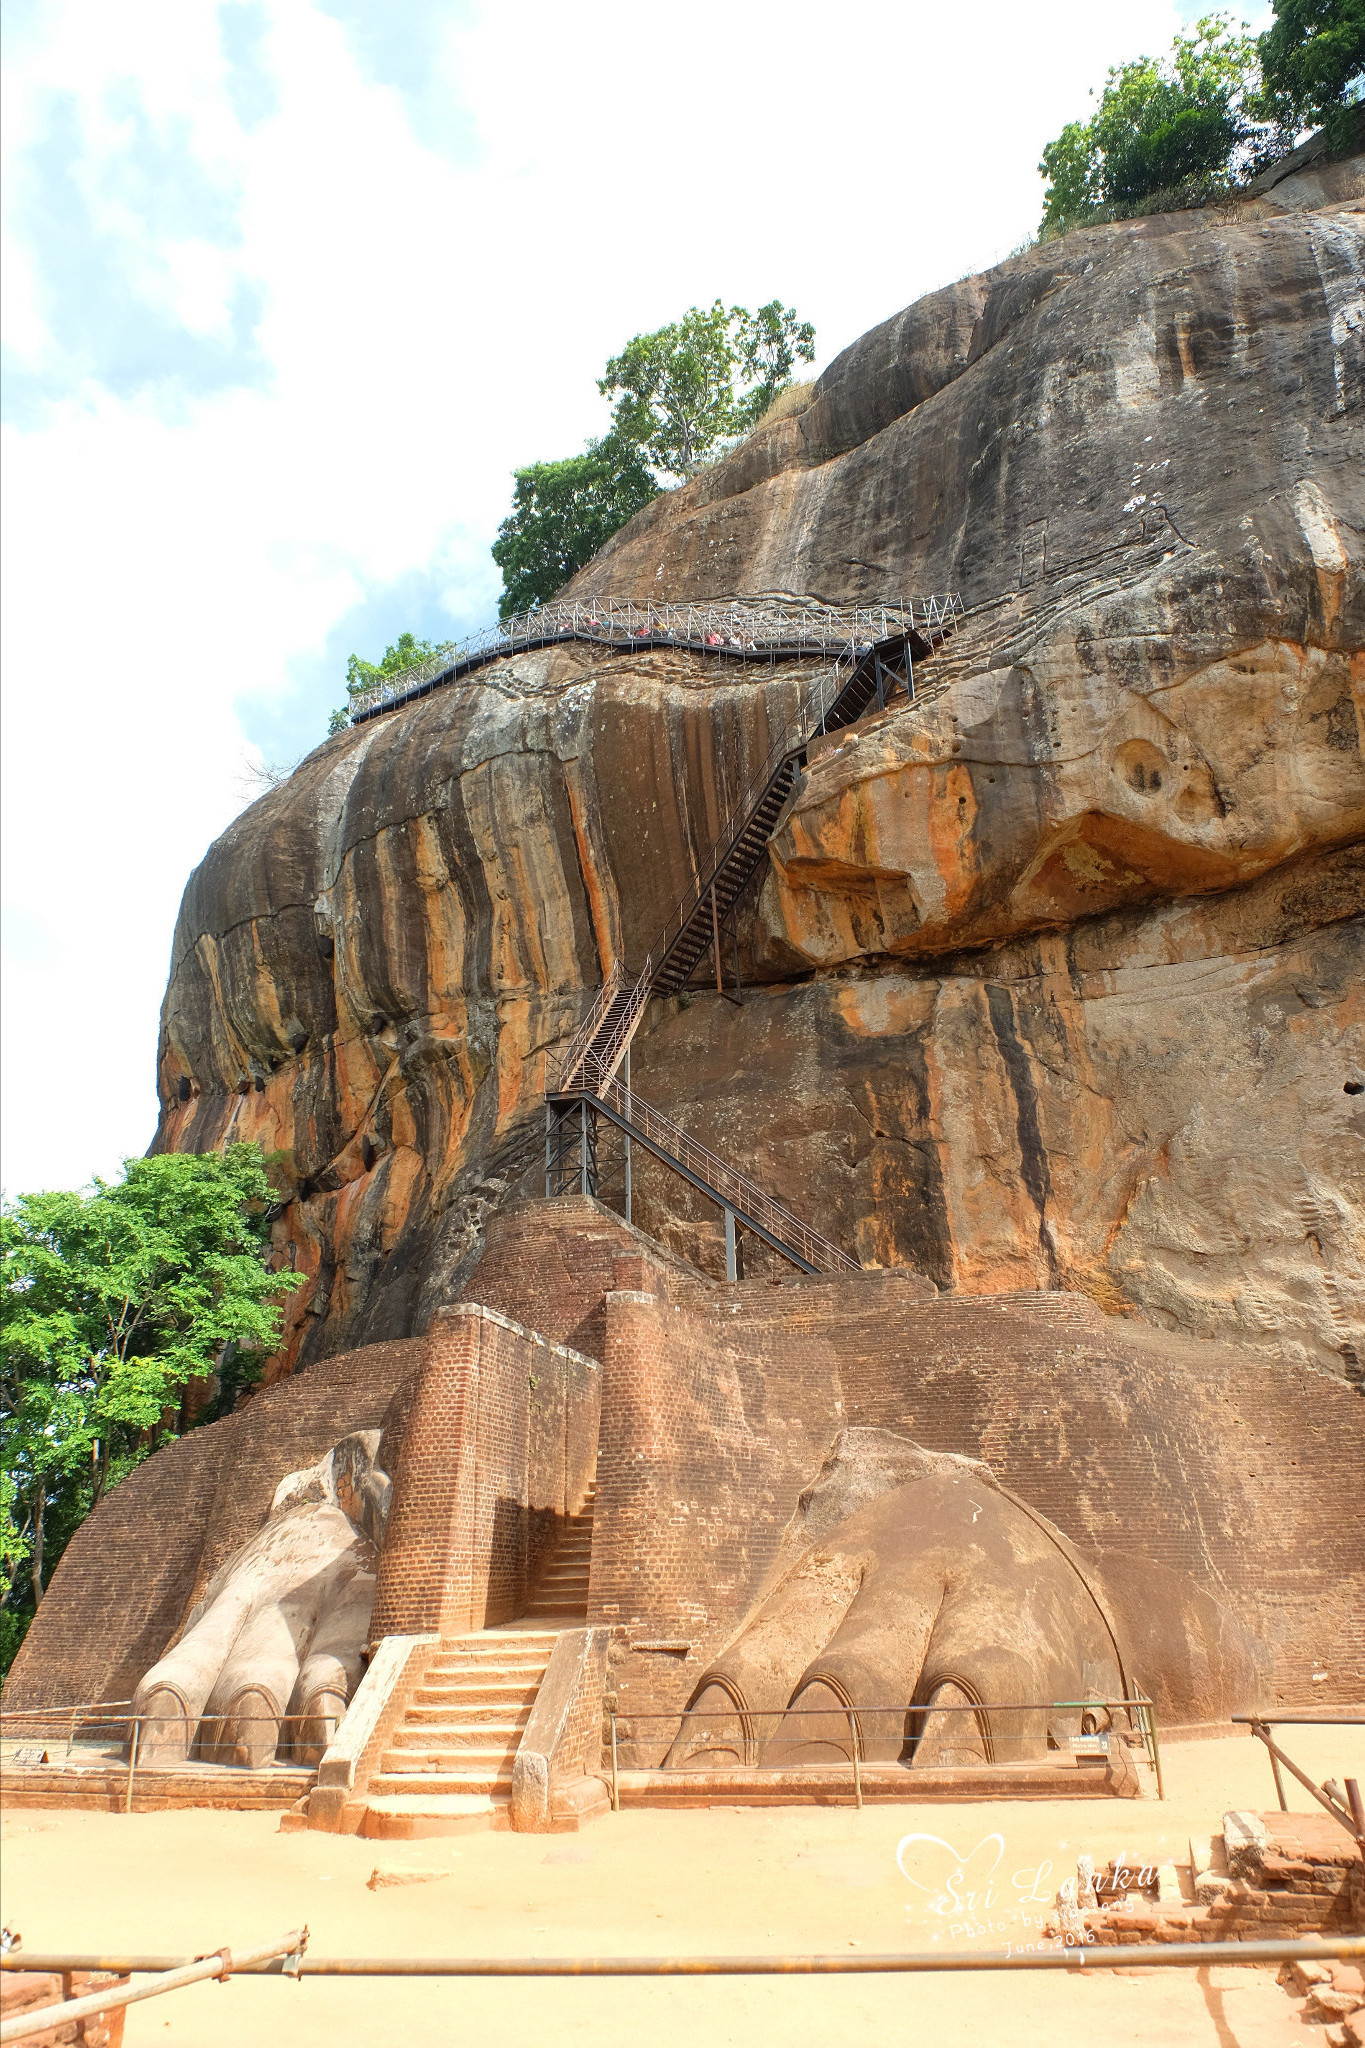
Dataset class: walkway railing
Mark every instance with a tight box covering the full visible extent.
[608,1695,1162,1809]
[576,1075,859,1274]
[555,962,629,1094]
[8,1939,1363,1984]
[1233,1713,1365,1844]
[1,1703,338,1811]
[543,593,965,1266]
[347,592,964,724]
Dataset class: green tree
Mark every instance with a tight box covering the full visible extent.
[733,300,819,429]
[1039,14,1266,236]
[1,1144,298,1676]
[599,299,815,480]
[491,437,658,618]
[1255,0,1365,141]
[1038,120,1103,232]
[328,631,444,734]
[487,298,815,617]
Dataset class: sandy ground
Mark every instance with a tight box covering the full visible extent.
[3,1729,1362,2047]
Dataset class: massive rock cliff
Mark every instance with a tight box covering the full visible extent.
[155,170,1365,1383]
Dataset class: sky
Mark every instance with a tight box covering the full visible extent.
[0,0,1271,1196]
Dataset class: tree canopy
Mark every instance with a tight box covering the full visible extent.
[1256,0,1365,139]
[599,299,815,481]
[491,437,658,618]
[488,298,814,619]
[329,631,443,734]
[1038,5,1363,237]
[1,1144,297,1675]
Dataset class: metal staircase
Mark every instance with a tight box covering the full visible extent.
[547,1077,857,1276]
[544,598,962,1279]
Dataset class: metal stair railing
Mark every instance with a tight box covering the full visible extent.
[555,962,628,1090]
[564,970,655,1094]
[588,1076,858,1275]
[551,594,965,1093]
[347,593,963,725]
[634,603,964,993]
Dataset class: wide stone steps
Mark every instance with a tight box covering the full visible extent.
[405,1697,537,1725]
[373,1628,557,1807]
[369,1766,514,1796]
[423,1655,550,1672]
[428,1637,558,1663]
[358,1791,507,1837]
[390,1720,529,1750]
[421,1658,550,1680]
[356,1504,598,1838]
[382,1746,519,1773]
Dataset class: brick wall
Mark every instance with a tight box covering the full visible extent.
[459,1194,710,1360]
[1073,1811,1365,1944]
[5,1339,426,1712]
[590,1284,846,1759]
[12,1192,1360,1754]
[370,1303,599,1640]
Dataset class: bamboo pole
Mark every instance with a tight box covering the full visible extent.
[0,1932,306,2044]
[3,1938,1361,1983]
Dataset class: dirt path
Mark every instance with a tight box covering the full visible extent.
[4,1729,1360,2046]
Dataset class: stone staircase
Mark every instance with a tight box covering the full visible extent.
[356,1494,597,1838]
[523,1484,595,1625]
[362,1629,559,1835]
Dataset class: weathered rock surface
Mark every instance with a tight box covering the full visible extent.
[154,177,1364,1380]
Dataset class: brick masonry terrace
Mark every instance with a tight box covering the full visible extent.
[5,1195,1363,1844]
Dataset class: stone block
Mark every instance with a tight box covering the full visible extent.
[1310,1989,1365,2023]
[1223,1810,1269,1879]
[366,1864,458,1889]
[511,1627,610,1833]
[0,1969,128,2046]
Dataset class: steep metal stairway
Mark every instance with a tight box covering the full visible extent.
[548,1077,857,1276]
[544,600,961,1276]
[556,617,957,1096]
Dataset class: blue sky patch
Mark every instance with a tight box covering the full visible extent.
[317,0,483,164]
[238,557,502,766]
[220,0,280,132]
[4,88,270,418]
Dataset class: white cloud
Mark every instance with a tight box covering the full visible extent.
[2,0,1216,1193]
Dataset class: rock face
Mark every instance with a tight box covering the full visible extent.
[154,174,1364,1380]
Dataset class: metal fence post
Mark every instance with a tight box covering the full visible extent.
[848,1707,862,1809]
[622,1046,632,1225]
[124,1716,140,1814]
[610,1713,619,1812]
